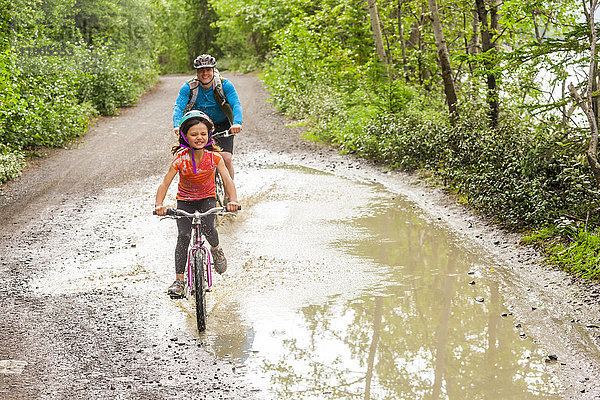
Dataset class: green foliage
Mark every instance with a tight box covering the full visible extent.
[547,230,600,280]
[259,0,600,277]
[150,0,189,73]
[209,0,314,68]
[266,32,600,230]
[0,144,26,182]
[441,119,599,228]
[524,227,600,280]
[71,43,158,115]
[151,0,218,73]
[2,72,92,149]
[264,0,374,121]
[0,0,159,183]
[0,0,10,51]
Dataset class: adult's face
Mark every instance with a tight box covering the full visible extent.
[196,67,214,87]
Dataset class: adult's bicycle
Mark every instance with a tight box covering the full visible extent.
[154,206,239,332]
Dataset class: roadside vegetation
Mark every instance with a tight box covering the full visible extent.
[225,0,600,280]
[1,0,599,278]
[0,0,159,182]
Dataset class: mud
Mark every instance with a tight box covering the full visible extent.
[1,73,600,399]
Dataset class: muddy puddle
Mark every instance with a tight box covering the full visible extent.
[27,162,562,399]
[203,165,562,399]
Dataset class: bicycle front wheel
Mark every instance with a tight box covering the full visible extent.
[193,248,207,332]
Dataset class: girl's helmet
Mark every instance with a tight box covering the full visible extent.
[179,110,215,173]
[180,110,214,135]
[193,54,216,69]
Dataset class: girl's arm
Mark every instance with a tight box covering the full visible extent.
[216,159,239,212]
[155,166,177,216]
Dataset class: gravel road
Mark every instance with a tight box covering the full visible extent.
[1,73,600,399]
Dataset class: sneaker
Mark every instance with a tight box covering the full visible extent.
[211,247,227,274]
[167,278,185,298]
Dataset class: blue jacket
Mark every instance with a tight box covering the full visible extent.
[173,78,243,128]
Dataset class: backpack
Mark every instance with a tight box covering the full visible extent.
[185,69,234,125]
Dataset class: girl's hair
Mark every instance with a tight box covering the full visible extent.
[171,119,222,155]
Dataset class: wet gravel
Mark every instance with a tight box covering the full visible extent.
[1,73,600,398]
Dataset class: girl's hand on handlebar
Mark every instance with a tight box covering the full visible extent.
[226,201,239,212]
[155,205,167,216]
[230,124,242,134]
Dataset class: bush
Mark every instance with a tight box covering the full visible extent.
[1,47,93,150]
[265,47,600,231]
[72,44,158,115]
[0,39,158,183]
[0,145,26,182]
[548,229,600,279]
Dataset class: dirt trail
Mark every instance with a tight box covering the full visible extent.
[1,73,600,398]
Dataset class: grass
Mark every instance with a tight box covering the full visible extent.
[522,228,600,280]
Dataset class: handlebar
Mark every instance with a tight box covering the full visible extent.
[212,129,233,139]
[153,206,241,218]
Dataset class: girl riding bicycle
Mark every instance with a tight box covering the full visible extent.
[155,110,239,297]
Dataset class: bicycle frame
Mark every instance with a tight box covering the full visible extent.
[187,215,213,293]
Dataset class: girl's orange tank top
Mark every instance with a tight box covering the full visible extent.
[171,149,222,201]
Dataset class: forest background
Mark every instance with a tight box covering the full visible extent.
[1,0,599,277]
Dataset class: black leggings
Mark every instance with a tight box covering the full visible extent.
[175,198,219,274]
[213,121,234,154]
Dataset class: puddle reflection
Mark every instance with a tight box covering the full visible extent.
[214,166,561,399]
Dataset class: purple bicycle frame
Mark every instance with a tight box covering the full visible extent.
[186,223,213,292]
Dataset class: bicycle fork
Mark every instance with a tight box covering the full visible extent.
[187,223,213,293]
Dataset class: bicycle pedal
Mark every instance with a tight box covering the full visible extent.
[169,294,185,299]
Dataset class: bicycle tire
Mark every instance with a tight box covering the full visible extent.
[215,170,226,207]
[193,248,207,332]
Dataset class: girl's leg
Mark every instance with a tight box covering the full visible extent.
[197,197,227,274]
[168,200,195,296]
[174,200,196,275]
[198,197,219,248]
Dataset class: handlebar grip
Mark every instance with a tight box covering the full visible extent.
[153,208,177,215]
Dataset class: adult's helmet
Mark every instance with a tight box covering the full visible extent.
[193,54,216,69]
[180,110,214,134]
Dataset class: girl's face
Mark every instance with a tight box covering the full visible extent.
[185,122,209,150]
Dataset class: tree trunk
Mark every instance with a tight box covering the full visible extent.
[570,83,600,187]
[593,59,600,130]
[366,0,390,74]
[475,0,499,127]
[427,0,459,124]
[570,0,600,187]
[398,0,408,79]
[589,5,600,187]
[469,9,480,55]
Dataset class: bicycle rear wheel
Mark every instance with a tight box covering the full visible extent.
[193,248,207,332]
[215,170,226,207]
